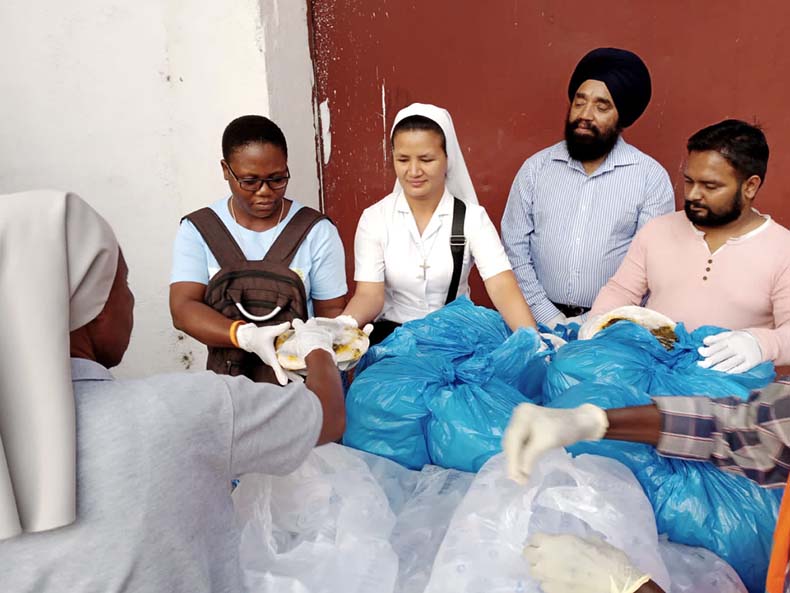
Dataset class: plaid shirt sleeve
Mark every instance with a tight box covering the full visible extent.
[652,381,790,487]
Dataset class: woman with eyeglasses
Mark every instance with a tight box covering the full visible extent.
[331,103,537,345]
[169,115,347,384]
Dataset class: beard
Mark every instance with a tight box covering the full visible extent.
[684,187,744,227]
[564,117,620,162]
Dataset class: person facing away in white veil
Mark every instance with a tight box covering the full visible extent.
[336,102,537,344]
[0,190,346,593]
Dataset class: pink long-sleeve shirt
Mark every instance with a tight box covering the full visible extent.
[590,211,790,365]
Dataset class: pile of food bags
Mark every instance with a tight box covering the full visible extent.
[233,444,746,593]
[544,320,777,592]
[344,297,551,472]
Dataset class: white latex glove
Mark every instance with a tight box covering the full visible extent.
[283,318,336,362]
[236,321,291,386]
[503,402,608,485]
[313,314,374,340]
[566,312,589,326]
[697,330,763,374]
[545,312,568,329]
[524,533,651,593]
[538,333,567,352]
[578,314,603,340]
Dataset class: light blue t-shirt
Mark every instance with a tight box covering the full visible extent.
[171,197,347,315]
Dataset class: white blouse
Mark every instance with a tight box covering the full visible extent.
[354,189,512,324]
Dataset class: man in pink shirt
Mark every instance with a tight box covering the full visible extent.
[589,119,790,373]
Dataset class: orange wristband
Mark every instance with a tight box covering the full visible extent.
[229,320,245,348]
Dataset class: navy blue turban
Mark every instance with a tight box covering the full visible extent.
[568,48,652,128]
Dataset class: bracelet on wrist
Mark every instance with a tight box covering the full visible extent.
[229,320,246,348]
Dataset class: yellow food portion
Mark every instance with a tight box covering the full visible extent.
[274,326,369,370]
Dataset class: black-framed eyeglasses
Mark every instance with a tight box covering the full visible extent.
[224,161,290,192]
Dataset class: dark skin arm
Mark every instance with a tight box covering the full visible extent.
[304,349,346,444]
[170,281,235,347]
[604,404,661,446]
[169,282,347,346]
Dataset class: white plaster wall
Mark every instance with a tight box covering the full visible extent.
[0,0,319,377]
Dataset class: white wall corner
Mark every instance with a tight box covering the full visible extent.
[257,0,321,211]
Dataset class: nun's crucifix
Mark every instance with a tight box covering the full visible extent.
[419,260,430,280]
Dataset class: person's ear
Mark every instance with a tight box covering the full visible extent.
[221,160,230,182]
[742,174,762,200]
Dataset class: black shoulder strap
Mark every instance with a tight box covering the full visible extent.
[264,206,331,266]
[183,207,246,267]
[445,197,467,305]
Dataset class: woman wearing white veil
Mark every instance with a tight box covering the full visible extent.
[341,102,537,343]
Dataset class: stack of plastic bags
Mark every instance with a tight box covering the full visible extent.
[543,321,777,593]
[344,297,549,472]
[233,444,747,593]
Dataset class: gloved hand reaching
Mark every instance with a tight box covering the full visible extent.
[565,312,588,326]
[282,318,336,362]
[236,321,291,386]
[524,533,651,593]
[545,312,568,329]
[697,330,763,374]
[502,402,608,485]
[313,314,374,340]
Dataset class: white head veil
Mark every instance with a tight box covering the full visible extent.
[0,190,119,539]
[391,103,479,205]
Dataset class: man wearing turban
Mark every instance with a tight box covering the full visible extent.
[501,47,674,328]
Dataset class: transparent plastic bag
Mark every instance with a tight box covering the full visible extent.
[424,450,671,593]
[234,444,475,593]
[659,536,747,593]
[389,466,474,593]
[233,444,399,593]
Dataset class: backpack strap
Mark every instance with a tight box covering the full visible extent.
[183,207,247,267]
[264,206,330,266]
[445,197,467,305]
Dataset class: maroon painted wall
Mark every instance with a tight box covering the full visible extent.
[308,1,790,305]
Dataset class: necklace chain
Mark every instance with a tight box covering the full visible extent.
[229,197,285,229]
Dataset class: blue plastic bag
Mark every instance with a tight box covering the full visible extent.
[550,381,779,593]
[543,321,775,402]
[344,297,549,471]
[425,329,546,471]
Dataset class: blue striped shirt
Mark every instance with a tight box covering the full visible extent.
[501,137,674,323]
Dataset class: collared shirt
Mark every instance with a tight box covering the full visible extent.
[501,137,674,323]
[354,189,512,324]
[0,358,322,593]
[591,210,790,365]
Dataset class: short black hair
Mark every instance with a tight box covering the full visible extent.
[687,119,768,184]
[222,115,288,161]
[391,115,446,154]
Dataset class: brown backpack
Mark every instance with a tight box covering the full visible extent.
[183,205,329,383]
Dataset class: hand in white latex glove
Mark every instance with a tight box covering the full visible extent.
[313,314,374,340]
[546,312,568,329]
[566,312,588,326]
[578,314,603,340]
[503,402,608,485]
[524,533,651,593]
[285,318,336,361]
[236,321,291,386]
[538,333,567,352]
[697,330,763,374]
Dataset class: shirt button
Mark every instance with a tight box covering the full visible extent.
[707,259,713,264]
[703,276,708,280]
[705,267,711,271]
